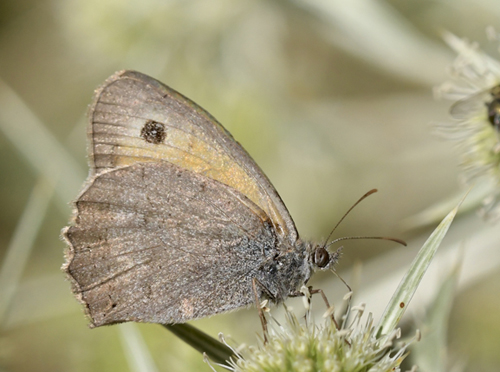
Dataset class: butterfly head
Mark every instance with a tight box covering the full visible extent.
[308,243,342,272]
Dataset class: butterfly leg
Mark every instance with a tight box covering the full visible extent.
[252,277,277,343]
[289,286,339,329]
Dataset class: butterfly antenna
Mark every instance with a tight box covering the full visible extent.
[322,189,378,248]
[325,236,407,251]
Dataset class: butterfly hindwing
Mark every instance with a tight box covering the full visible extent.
[64,162,277,326]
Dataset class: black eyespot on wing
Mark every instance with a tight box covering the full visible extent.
[141,120,166,144]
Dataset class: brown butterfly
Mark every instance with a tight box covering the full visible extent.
[63,70,383,329]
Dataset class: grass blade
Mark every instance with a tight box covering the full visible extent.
[376,193,466,337]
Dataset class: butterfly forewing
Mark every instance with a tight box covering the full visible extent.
[88,70,297,243]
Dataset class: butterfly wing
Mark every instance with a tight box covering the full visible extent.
[87,70,297,243]
[64,161,276,326]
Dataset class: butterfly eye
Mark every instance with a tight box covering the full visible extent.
[314,247,329,268]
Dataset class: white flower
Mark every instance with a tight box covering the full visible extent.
[435,30,500,222]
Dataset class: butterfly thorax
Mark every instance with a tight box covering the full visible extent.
[256,238,343,304]
[251,239,308,304]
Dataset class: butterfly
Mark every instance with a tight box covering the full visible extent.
[62,70,350,328]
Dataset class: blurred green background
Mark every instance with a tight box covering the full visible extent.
[0,0,499,371]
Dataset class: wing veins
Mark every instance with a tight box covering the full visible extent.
[93,104,221,153]
[84,168,265,237]
[76,199,235,229]
[79,258,152,292]
[106,256,258,320]
[92,139,216,169]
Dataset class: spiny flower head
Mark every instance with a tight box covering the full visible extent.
[224,299,414,372]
